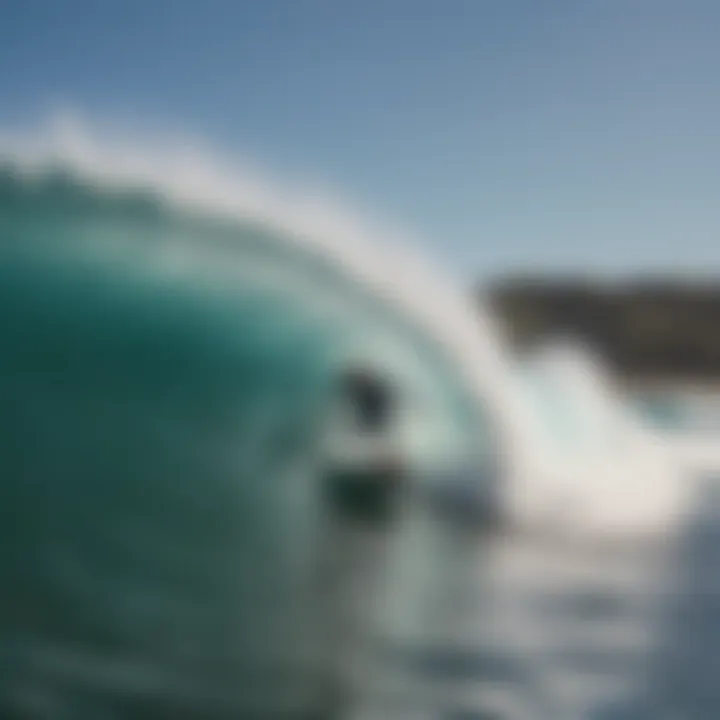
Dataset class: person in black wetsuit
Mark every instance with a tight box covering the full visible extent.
[322,368,406,526]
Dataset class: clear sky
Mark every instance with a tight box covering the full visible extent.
[1,0,720,280]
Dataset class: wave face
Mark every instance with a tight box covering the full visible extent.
[1,118,708,718]
[0,122,503,717]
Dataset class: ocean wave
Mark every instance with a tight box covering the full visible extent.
[0,111,700,538]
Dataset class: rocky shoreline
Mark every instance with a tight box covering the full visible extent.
[488,277,720,384]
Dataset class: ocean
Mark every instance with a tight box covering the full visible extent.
[0,125,719,719]
[0,150,496,718]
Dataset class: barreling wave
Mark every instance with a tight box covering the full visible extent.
[0,113,693,535]
[0,112,520,717]
[0,111,703,718]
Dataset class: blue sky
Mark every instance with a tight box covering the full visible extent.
[1,0,720,280]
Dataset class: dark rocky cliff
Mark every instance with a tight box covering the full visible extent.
[487,277,720,382]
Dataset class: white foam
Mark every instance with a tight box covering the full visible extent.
[513,340,693,538]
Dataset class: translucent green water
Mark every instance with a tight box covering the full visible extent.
[0,165,490,717]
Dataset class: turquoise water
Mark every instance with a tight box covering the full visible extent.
[0,163,497,717]
[4,162,720,719]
